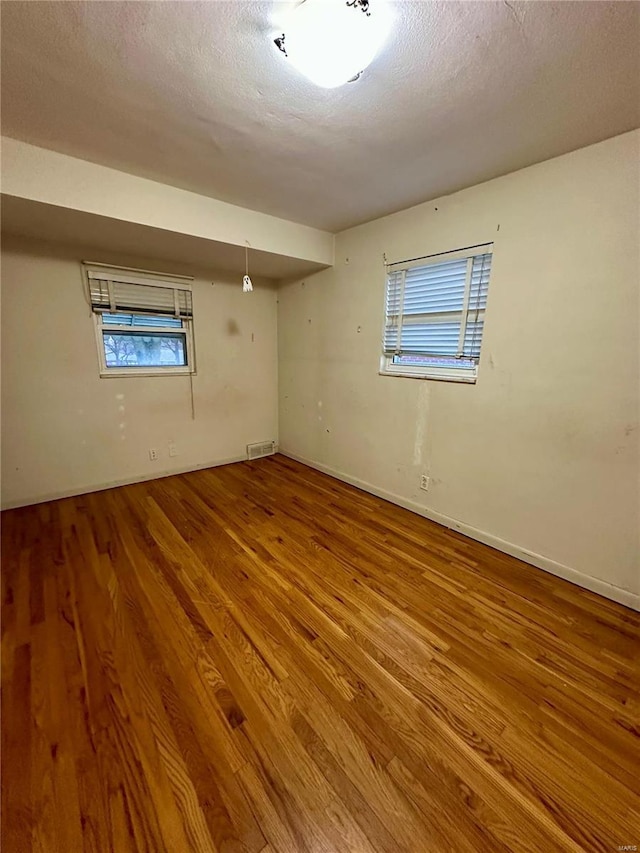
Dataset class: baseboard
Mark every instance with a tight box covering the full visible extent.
[280,450,640,612]
[0,454,247,511]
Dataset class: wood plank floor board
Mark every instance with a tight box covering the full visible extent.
[2,454,639,852]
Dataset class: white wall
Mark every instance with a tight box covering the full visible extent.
[1,234,278,508]
[278,130,640,609]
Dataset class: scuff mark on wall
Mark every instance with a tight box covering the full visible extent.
[502,0,527,38]
[413,383,431,468]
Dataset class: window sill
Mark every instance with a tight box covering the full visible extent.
[99,368,195,378]
[378,369,477,384]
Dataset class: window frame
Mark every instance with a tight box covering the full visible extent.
[381,353,478,383]
[379,244,493,384]
[94,312,196,378]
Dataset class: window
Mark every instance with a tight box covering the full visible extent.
[381,244,493,383]
[85,265,195,376]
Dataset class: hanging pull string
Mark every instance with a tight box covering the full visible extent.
[468,253,487,361]
[243,241,253,293]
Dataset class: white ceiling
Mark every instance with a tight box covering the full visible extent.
[2,1,639,232]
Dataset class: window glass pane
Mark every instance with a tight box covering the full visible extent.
[102,331,187,367]
[102,313,183,329]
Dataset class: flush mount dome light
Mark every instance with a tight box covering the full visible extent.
[274,0,391,89]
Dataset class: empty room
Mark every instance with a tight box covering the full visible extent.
[1,1,639,850]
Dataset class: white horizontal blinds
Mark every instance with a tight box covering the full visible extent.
[400,256,468,357]
[87,269,193,319]
[464,253,491,359]
[384,248,492,361]
[383,269,404,354]
[101,313,183,329]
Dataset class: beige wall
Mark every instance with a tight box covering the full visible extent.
[2,132,638,608]
[1,235,278,508]
[278,130,640,608]
[2,138,335,267]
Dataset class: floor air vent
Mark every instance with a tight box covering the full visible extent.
[247,441,276,460]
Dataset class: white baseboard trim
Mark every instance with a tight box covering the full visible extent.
[0,454,247,511]
[281,450,640,612]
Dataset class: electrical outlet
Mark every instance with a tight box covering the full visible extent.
[168,441,177,458]
[420,474,430,491]
[149,448,159,461]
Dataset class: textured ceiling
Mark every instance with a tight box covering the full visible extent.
[2,1,639,231]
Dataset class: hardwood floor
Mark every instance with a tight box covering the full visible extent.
[2,455,639,852]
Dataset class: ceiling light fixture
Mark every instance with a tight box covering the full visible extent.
[274,0,391,89]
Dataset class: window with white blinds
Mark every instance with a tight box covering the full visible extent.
[83,264,195,377]
[381,245,493,382]
[86,268,193,318]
